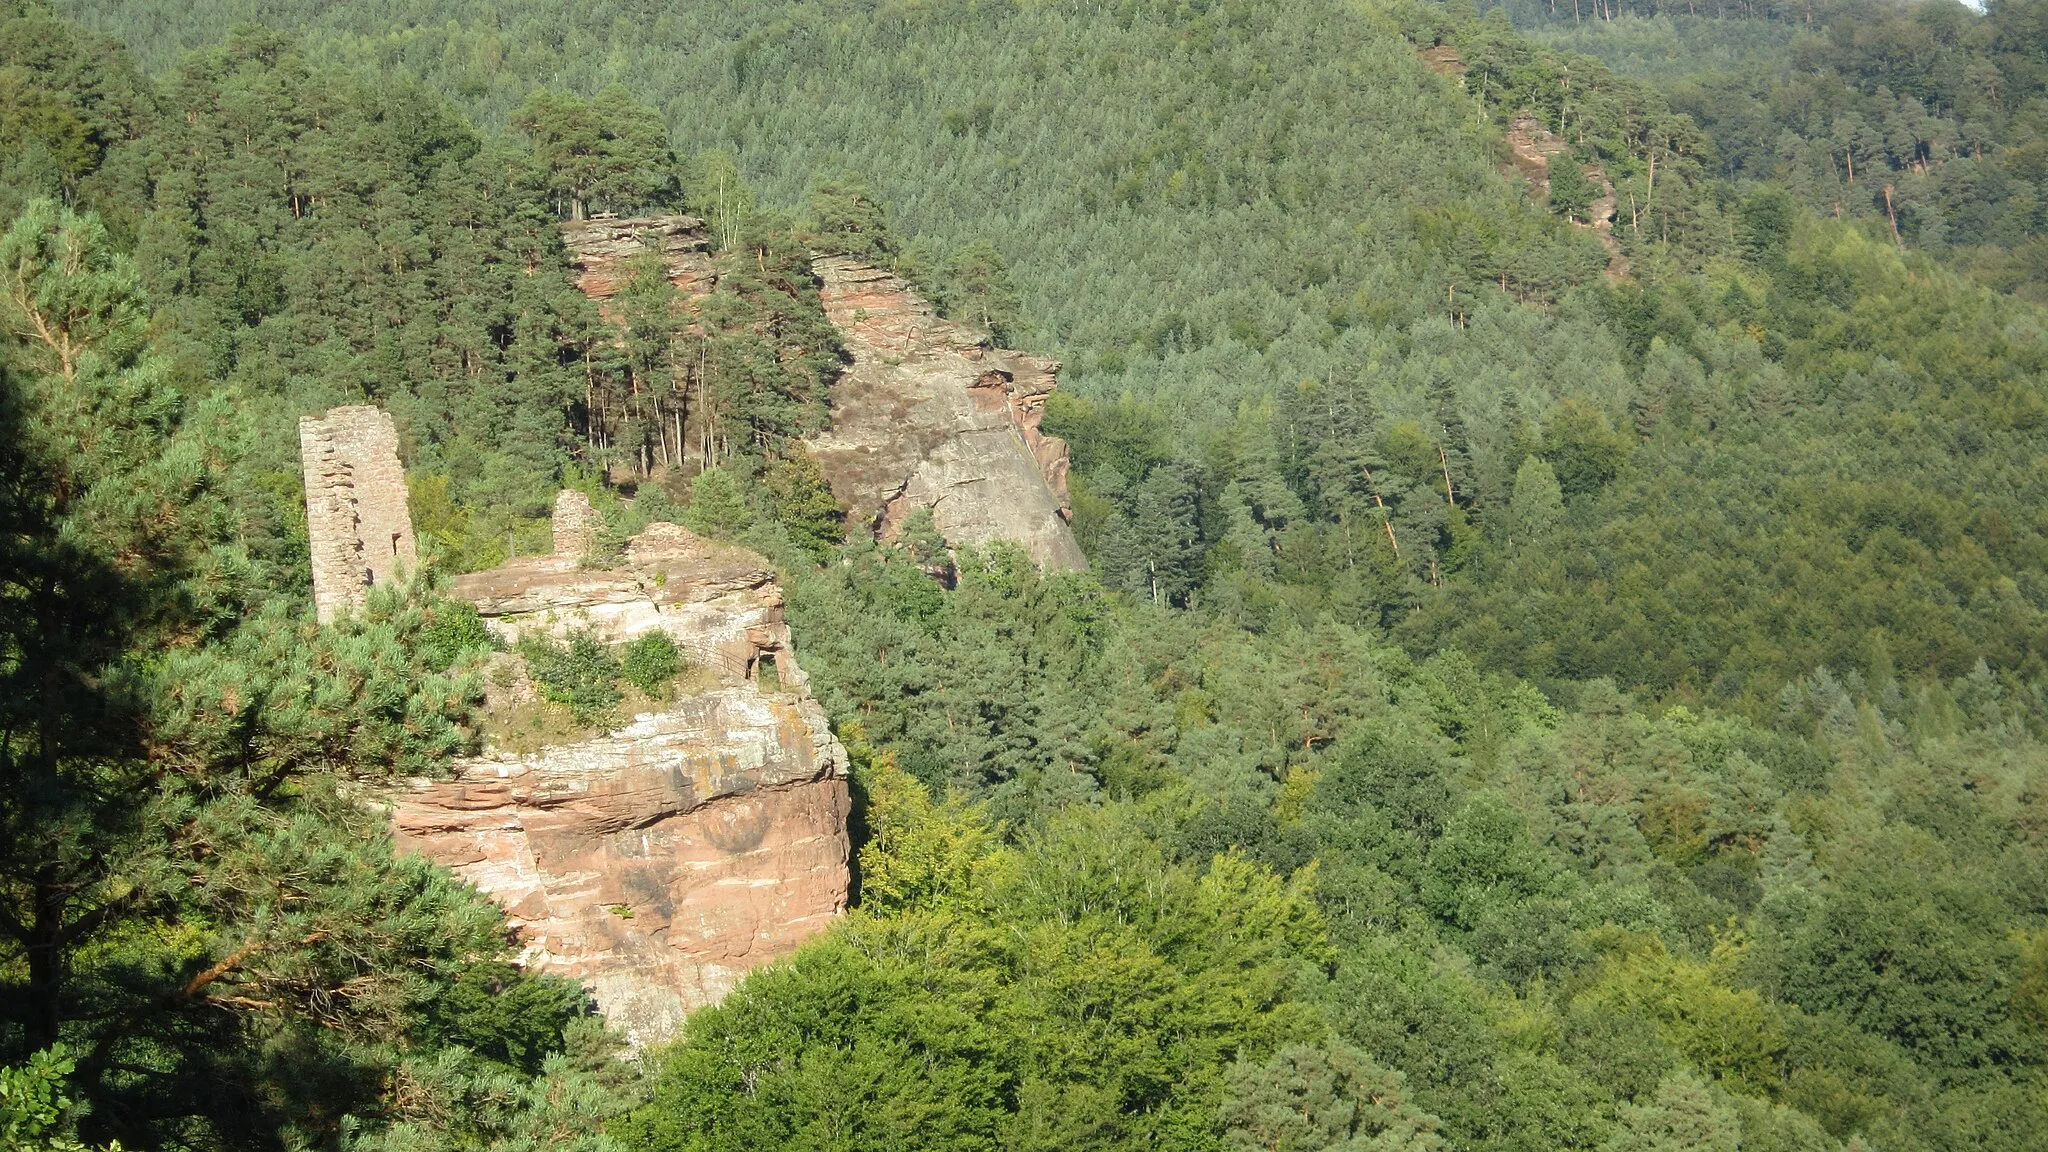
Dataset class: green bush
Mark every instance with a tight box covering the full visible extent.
[518,630,624,726]
[408,962,591,1075]
[621,632,685,698]
[418,598,499,669]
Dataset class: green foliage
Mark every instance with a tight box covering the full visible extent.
[341,1021,646,1152]
[409,962,591,1075]
[1548,153,1599,224]
[13,5,2048,1151]
[1222,1041,1447,1152]
[854,749,997,915]
[519,629,624,726]
[1508,456,1565,543]
[682,467,755,539]
[619,631,684,698]
[685,149,755,254]
[149,574,490,778]
[692,233,845,457]
[621,798,1330,1152]
[0,11,147,220]
[1601,1071,1742,1152]
[512,85,677,222]
[934,241,1022,344]
[0,1046,105,1152]
[761,447,843,560]
[800,172,894,265]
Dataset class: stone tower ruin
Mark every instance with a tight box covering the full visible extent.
[299,405,418,623]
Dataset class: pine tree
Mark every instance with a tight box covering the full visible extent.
[1547,153,1597,225]
[0,200,230,1052]
[1507,455,1564,544]
[512,87,677,221]
[938,240,1022,342]
[684,467,754,538]
[764,448,845,559]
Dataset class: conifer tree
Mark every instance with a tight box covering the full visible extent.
[513,87,677,221]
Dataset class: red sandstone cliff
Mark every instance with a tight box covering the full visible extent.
[806,256,1085,571]
[392,505,849,1046]
[560,214,715,304]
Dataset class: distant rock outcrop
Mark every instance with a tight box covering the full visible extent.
[1502,113,1628,281]
[395,510,850,1046]
[560,213,715,304]
[555,215,1085,567]
[806,256,1085,570]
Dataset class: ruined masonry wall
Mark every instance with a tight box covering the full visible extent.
[299,406,418,623]
[552,490,599,558]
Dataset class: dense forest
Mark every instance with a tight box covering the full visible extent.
[5,0,2048,1151]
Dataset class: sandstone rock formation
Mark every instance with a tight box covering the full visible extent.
[554,214,1086,569]
[299,406,418,623]
[393,504,850,1045]
[560,213,715,305]
[806,256,1086,570]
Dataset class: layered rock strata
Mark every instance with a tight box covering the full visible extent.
[389,501,850,1046]
[805,256,1085,570]
[560,213,715,305]
[299,406,418,623]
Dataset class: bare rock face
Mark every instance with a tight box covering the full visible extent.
[1503,114,1627,280]
[394,507,849,1046]
[393,691,848,1045]
[560,214,715,303]
[299,406,419,623]
[806,257,1086,571]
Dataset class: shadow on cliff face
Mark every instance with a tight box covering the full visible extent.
[702,797,774,854]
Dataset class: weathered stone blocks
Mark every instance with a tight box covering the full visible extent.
[405,515,849,1046]
[298,405,418,623]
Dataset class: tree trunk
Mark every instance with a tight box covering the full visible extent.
[26,865,64,1049]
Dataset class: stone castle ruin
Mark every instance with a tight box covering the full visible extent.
[299,406,419,623]
[297,405,850,1046]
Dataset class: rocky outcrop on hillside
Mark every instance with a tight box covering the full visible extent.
[555,215,1086,568]
[561,213,715,303]
[805,257,1086,570]
[386,496,849,1047]
[1503,114,1628,281]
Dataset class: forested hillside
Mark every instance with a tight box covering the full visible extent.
[1516,0,2048,300]
[6,1,2048,1151]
